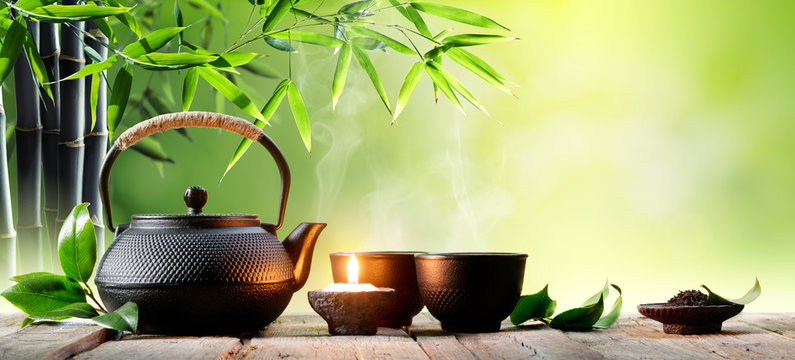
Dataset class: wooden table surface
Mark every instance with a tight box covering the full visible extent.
[0,312,793,359]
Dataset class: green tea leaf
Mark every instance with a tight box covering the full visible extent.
[10,272,53,283]
[21,317,34,328]
[241,61,281,78]
[352,44,391,114]
[197,66,266,122]
[122,27,186,58]
[703,278,761,305]
[58,203,96,283]
[393,61,423,122]
[92,301,138,332]
[332,43,352,110]
[27,4,130,22]
[549,293,604,331]
[593,284,622,329]
[107,64,133,137]
[182,67,198,111]
[62,55,118,81]
[427,61,488,115]
[270,31,344,47]
[28,302,98,321]
[287,82,311,152]
[410,1,509,31]
[265,37,297,53]
[350,26,415,55]
[225,79,289,176]
[510,284,557,326]
[0,274,86,315]
[0,17,26,85]
[446,48,511,95]
[582,280,610,306]
[262,0,291,33]
[424,61,463,114]
[442,34,517,47]
[136,53,217,70]
[185,0,226,22]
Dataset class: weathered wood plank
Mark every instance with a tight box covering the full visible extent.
[737,313,795,339]
[506,324,607,360]
[0,311,26,338]
[0,319,117,360]
[72,336,242,360]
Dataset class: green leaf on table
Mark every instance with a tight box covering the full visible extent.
[446,48,512,95]
[703,278,761,305]
[270,31,344,47]
[28,302,99,323]
[262,0,292,33]
[136,53,218,70]
[197,66,266,122]
[131,136,174,163]
[241,61,281,78]
[185,0,226,22]
[122,27,186,58]
[410,1,509,31]
[182,67,198,111]
[427,61,489,115]
[0,17,27,85]
[424,61,463,114]
[350,26,415,55]
[352,44,391,114]
[1,274,86,315]
[92,302,138,332]
[58,203,96,283]
[593,284,623,329]
[393,61,423,122]
[582,280,610,306]
[265,37,297,53]
[62,55,118,81]
[549,293,604,331]
[442,34,517,47]
[352,37,386,51]
[332,43,352,110]
[27,4,131,22]
[21,317,34,328]
[287,82,311,152]
[107,63,133,137]
[510,284,557,326]
[225,79,289,176]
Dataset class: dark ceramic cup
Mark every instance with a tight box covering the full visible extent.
[415,252,527,333]
[330,251,426,327]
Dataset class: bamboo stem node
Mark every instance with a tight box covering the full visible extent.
[85,131,109,137]
[0,232,16,239]
[58,139,85,148]
[16,223,43,230]
[15,125,44,132]
[43,128,61,135]
[59,54,86,63]
[42,50,60,59]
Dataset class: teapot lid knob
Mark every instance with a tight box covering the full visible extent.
[184,186,207,214]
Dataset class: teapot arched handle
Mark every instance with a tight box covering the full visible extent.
[99,111,291,232]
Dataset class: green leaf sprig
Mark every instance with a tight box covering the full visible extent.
[1,203,138,333]
[510,281,623,331]
[702,278,761,306]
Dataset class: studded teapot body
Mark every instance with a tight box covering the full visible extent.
[95,112,325,335]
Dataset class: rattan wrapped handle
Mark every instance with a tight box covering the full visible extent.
[100,112,291,232]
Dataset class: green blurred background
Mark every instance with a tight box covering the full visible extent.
[4,0,795,313]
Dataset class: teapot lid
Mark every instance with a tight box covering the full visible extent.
[129,186,264,229]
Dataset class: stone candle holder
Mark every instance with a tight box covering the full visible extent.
[308,288,396,335]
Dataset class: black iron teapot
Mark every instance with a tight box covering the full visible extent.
[95,112,326,335]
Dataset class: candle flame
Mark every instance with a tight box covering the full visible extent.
[348,255,359,284]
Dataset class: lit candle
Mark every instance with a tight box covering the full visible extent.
[322,255,378,292]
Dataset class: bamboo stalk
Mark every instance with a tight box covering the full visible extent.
[14,20,43,273]
[57,0,86,241]
[0,92,15,288]
[39,21,60,268]
[82,20,107,252]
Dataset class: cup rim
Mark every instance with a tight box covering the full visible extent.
[330,251,427,258]
[415,252,528,259]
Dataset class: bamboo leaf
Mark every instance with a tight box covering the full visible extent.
[264,37,297,53]
[90,73,101,131]
[510,284,557,325]
[446,48,511,95]
[288,7,331,23]
[197,66,266,122]
[185,0,226,22]
[351,37,385,51]
[287,82,311,152]
[593,284,623,329]
[0,274,86,315]
[58,203,96,283]
[92,301,137,332]
[262,0,292,33]
[225,79,290,176]
[15,0,57,11]
[28,302,98,322]
[350,26,415,55]
[424,45,450,60]
[131,136,174,163]
[338,0,374,15]
[136,53,218,70]
[428,61,488,115]
[121,27,187,58]
[352,44,391,114]
[93,18,116,44]
[241,61,281,78]
[270,31,344,47]
[442,34,517,47]
[424,61,463,114]
[703,278,761,305]
[174,0,183,44]
[27,4,131,22]
[106,0,140,38]
[107,64,133,137]
[433,28,452,41]
[403,5,431,38]
[0,17,27,85]
[22,28,52,100]
[182,67,198,111]
[61,55,117,81]
[393,61,423,122]
[84,45,103,64]
[410,1,509,31]
[210,52,262,67]
[332,43,352,109]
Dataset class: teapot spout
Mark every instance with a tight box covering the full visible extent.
[283,222,327,291]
